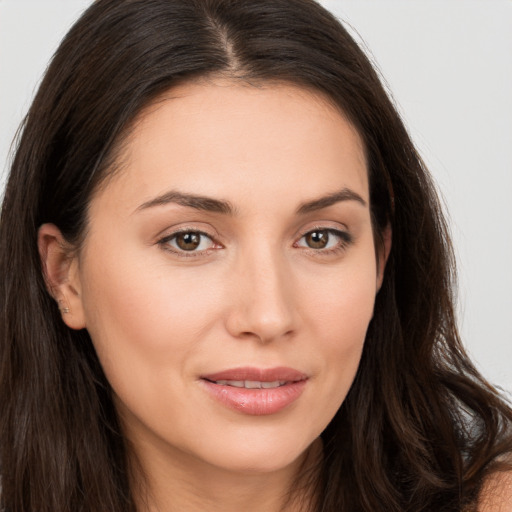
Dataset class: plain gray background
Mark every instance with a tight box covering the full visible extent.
[1,0,511,393]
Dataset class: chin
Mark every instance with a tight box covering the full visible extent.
[194,429,320,476]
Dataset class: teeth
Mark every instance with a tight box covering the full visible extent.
[215,380,244,387]
[261,381,285,389]
[214,380,286,389]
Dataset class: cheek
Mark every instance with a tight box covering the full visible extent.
[301,251,377,340]
[299,256,377,406]
[78,244,225,386]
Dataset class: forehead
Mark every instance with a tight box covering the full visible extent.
[92,80,369,215]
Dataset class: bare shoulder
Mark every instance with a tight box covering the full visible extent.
[478,470,512,511]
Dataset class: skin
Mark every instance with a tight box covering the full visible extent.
[478,471,512,512]
[39,80,391,511]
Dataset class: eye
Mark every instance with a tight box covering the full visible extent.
[296,228,351,251]
[161,230,216,253]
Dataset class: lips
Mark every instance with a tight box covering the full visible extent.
[200,367,308,415]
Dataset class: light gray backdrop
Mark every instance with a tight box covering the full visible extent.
[1,0,511,393]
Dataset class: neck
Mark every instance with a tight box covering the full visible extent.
[130,438,323,512]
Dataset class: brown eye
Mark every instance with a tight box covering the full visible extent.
[305,230,329,249]
[175,232,201,251]
[296,228,352,252]
[162,231,215,253]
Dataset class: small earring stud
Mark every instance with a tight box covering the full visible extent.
[58,300,70,314]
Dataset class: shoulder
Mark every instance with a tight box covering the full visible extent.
[477,470,512,511]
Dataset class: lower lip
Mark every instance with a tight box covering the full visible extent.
[201,379,307,415]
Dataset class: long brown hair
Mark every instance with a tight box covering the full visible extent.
[1,0,511,510]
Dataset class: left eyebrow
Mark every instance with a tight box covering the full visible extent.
[296,187,367,215]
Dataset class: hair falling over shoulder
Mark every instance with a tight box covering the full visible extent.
[1,0,512,510]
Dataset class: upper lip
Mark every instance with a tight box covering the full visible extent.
[201,366,307,383]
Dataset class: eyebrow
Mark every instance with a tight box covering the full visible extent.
[296,187,367,214]
[135,186,366,215]
[136,190,236,215]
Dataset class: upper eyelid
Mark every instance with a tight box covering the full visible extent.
[159,225,348,239]
[161,227,213,238]
[158,225,218,243]
[296,224,351,241]
[298,224,348,235]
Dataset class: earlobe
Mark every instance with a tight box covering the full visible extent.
[376,223,392,291]
[37,223,86,330]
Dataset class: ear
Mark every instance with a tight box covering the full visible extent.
[38,223,86,330]
[376,223,392,291]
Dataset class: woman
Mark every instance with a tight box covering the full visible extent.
[1,0,511,510]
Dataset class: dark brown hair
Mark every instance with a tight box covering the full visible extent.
[1,0,511,510]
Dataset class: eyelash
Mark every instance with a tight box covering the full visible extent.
[157,227,353,258]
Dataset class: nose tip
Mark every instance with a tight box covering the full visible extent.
[224,255,296,343]
[237,306,295,344]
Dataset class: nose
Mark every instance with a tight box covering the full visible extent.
[224,247,297,344]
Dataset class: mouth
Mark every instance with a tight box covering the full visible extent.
[205,379,289,389]
[200,367,308,415]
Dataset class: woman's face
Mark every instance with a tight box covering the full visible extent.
[59,81,387,475]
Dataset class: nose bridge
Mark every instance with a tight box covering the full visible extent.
[227,242,295,342]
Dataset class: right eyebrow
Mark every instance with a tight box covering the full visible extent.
[134,190,236,215]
